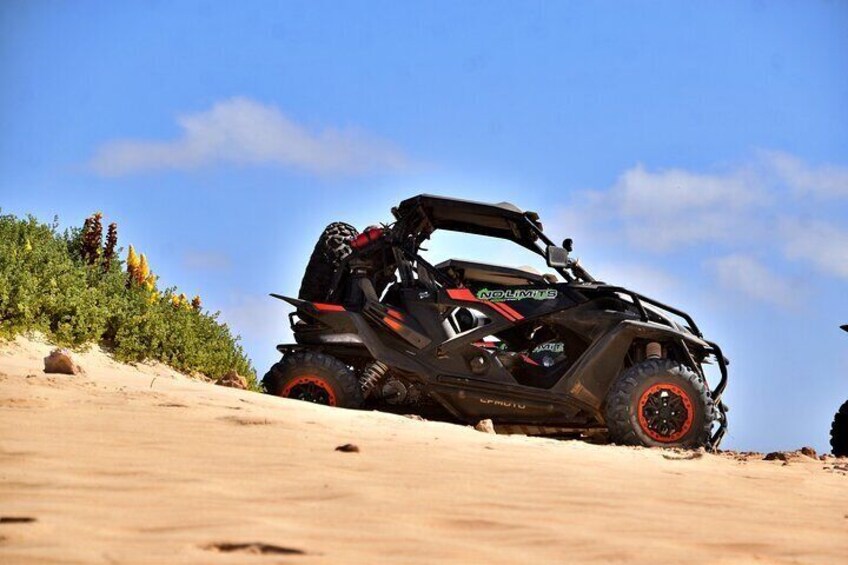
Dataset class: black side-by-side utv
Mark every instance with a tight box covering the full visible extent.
[263,195,729,449]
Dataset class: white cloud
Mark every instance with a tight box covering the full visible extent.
[781,219,848,279]
[710,254,796,307]
[182,250,232,272]
[89,97,411,176]
[761,150,848,199]
[569,152,848,282]
[579,152,848,254]
[561,151,848,305]
[615,164,764,217]
[585,163,768,250]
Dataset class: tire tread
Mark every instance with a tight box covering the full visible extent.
[605,358,716,448]
[262,351,363,408]
[298,222,358,302]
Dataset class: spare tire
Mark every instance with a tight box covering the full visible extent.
[298,222,358,302]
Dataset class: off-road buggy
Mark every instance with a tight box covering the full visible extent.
[830,325,848,457]
[264,195,729,449]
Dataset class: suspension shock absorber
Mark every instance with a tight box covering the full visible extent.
[646,341,663,360]
[359,360,389,398]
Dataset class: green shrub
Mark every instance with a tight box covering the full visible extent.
[0,212,257,388]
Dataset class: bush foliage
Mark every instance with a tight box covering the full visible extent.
[0,211,256,387]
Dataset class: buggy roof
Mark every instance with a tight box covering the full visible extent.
[394,194,543,250]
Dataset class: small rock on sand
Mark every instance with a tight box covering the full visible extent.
[765,448,819,462]
[662,449,704,460]
[474,419,496,434]
[216,370,247,390]
[43,349,82,375]
[335,443,360,453]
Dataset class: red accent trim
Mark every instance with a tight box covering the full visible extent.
[637,383,694,443]
[447,288,479,302]
[386,308,405,321]
[280,375,338,406]
[382,316,404,332]
[487,301,518,322]
[351,226,385,250]
[496,302,524,320]
[520,354,539,366]
[445,288,524,322]
[313,302,345,312]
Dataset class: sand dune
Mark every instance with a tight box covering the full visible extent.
[1,336,846,564]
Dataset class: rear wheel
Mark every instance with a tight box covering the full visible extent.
[831,400,848,456]
[605,359,715,448]
[298,222,358,302]
[263,351,363,409]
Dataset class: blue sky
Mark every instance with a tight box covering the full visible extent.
[1,1,846,452]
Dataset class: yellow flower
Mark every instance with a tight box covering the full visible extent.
[139,253,150,281]
[126,245,143,284]
[126,245,139,270]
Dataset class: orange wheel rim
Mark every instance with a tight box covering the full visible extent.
[637,383,694,443]
[280,375,337,406]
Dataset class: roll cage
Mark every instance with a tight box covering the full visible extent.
[378,195,709,341]
[390,194,594,283]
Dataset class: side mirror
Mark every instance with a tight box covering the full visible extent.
[546,245,569,268]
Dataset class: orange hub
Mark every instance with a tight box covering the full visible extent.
[280,376,337,406]
[637,383,694,443]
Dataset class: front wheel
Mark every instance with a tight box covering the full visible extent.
[263,351,364,409]
[605,359,716,448]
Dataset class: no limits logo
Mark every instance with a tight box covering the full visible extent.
[476,288,558,302]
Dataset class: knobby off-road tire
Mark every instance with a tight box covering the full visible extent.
[298,222,358,302]
[263,351,364,409]
[605,359,716,449]
[831,400,848,457]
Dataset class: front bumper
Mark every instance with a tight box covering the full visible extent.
[597,285,729,449]
[704,339,729,449]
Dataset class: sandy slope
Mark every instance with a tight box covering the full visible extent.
[1,336,846,565]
